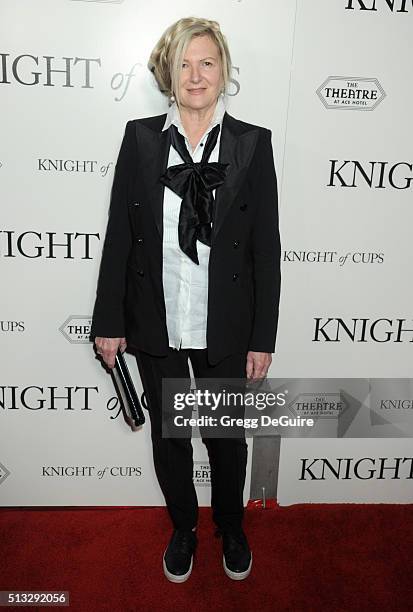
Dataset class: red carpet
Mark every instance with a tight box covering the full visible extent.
[1,503,412,612]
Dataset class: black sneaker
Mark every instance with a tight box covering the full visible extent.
[163,529,197,583]
[218,528,252,580]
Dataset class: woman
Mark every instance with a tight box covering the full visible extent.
[91,17,281,583]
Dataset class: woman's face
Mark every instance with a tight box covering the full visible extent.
[177,34,223,112]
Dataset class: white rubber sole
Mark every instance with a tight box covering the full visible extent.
[163,551,193,583]
[223,552,253,580]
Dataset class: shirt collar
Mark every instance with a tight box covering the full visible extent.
[162,95,226,135]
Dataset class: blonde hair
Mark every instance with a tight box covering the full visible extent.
[148,17,232,107]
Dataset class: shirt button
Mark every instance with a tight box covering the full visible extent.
[232,273,239,281]
[233,240,240,248]
[200,142,204,147]
[137,237,144,245]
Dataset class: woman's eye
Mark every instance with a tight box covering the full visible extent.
[203,61,212,67]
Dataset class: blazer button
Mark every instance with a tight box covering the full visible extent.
[137,269,144,276]
[137,237,144,245]
[240,203,248,211]
[233,240,239,248]
[232,273,239,281]
[133,201,141,207]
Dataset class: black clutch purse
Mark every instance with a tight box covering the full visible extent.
[111,350,145,427]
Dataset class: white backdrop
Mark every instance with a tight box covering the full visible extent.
[1,0,412,507]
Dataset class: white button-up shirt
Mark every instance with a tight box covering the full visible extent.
[161,95,226,349]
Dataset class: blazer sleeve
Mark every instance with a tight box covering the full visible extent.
[90,120,136,339]
[248,128,281,353]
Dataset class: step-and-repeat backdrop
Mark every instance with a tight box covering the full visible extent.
[1,0,412,506]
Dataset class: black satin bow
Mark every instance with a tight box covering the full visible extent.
[160,123,229,264]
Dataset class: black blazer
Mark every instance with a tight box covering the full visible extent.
[91,111,281,365]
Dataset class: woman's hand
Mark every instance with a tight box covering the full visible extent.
[95,337,127,369]
[246,351,272,381]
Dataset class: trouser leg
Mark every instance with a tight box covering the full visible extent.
[135,347,198,530]
[189,349,248,531]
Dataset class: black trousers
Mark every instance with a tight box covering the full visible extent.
[135,346,248,531]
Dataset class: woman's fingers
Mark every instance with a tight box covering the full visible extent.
[95,337,126,369]
[246,353,254,379]
[246,351,272,381]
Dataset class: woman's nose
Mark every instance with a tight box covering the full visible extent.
[190,66,201,82]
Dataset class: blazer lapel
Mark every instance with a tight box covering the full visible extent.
[135,117,170,239]
[152,128,171,238]
[212,112,259,241]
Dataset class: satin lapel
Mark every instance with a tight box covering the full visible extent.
[135,119,170,239]
[212,112,259,241]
